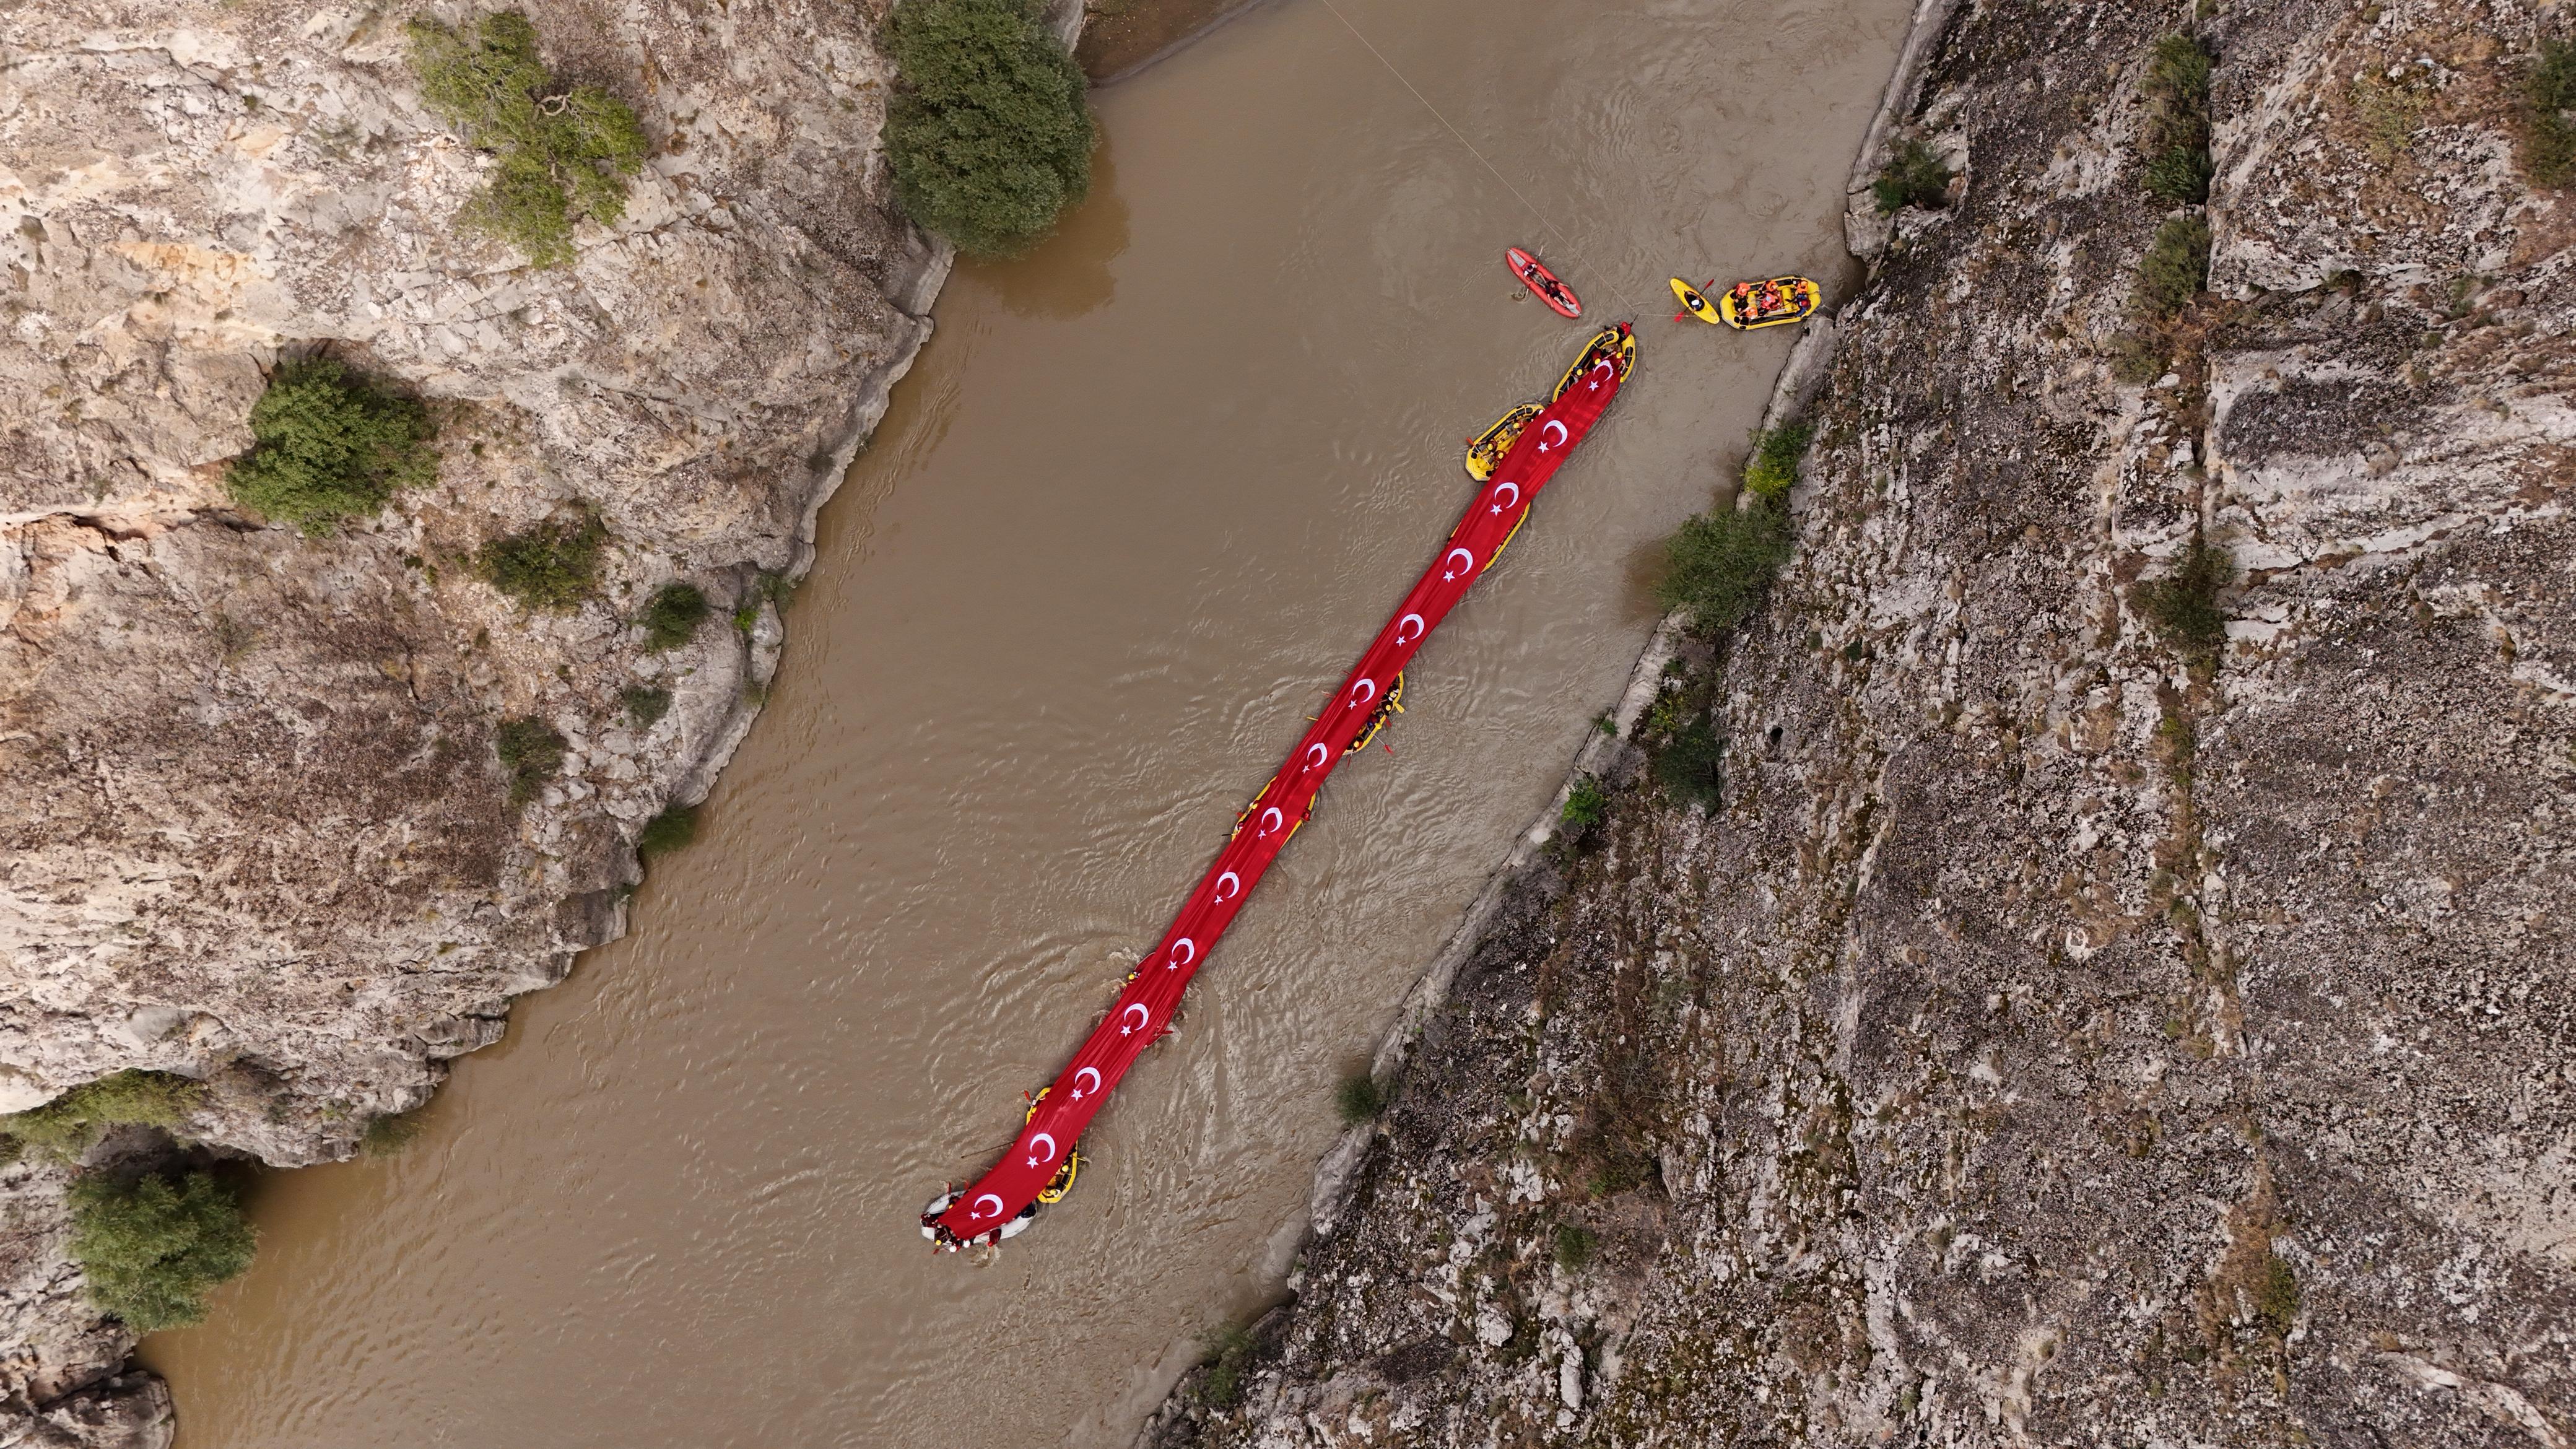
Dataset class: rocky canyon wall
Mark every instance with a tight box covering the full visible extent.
[1146,0,2576,1445]
[1,0,988,1436]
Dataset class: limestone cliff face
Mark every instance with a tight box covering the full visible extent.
[2,0,964,1434]
[1148,0,2575,1445]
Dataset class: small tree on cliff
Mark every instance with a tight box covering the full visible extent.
[66,1170,257,1331]
[228,360,438,534]
[1656,497,1795,633]
[884,0,1095,256]
[406,10,650,267]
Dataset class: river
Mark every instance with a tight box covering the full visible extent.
[139,0,1910,1442]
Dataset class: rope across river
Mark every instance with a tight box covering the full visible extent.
[1312,0,1660,321]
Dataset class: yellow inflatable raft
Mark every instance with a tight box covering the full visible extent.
[1464,402,1543,481]
[1551,324,1637,403]
[1717,276,1821,330]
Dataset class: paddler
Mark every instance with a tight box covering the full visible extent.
[920,1188,964,1251]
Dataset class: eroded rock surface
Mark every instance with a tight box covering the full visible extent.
[2,0,973,1436]
[1149,1,2574,1445]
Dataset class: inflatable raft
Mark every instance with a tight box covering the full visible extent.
[1507,247,1582,318]
[1465,402,1542,481]
[1718,276,1821,329]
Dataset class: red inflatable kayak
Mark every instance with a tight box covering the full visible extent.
[929,326,1635,1250]
[1507,247,1582,318]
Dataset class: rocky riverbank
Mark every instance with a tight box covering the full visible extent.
[2,1,1094,1440]
[1143,0,2576,1444]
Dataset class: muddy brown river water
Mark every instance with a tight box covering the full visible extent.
[140,1,1910,1443]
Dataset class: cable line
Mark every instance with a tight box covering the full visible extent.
[1312,0,1653,320]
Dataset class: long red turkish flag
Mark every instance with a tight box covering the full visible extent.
[936,329,1632,1244]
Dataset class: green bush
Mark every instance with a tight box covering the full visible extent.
[1743,420,1814,500]
[494,716,568,806]
[227,360,437,534]
[476,510,604,611]
[1656,497,1795,632]
[1552,1221,1598,1271]
[2143,144,2214,204]
[66,1170,257,1332]
[359,1110,425,1156]
[1,1071,206,1162]
[637,804,697,855]
[2349,76,2427,163]
[749,568,798,614]
[620,685,672,729]
[405,11,649,267]
[637,583,709,652]
[2134,213,2211,319]
[885,0,1095,255]
[1560,775,1609,833]
[1196,1321,1258,1409]
[2520,38,2576,188]
[1333,1073,1385,1126]
[1872,139,1951,213]
[2135,539,2234,664]
[2139,33,2214,203]
[1653,713,1725,810]
[2254,1252,2300,1337]
[2106,330,2170,385]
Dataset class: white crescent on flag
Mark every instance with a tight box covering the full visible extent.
[1351,678,1377,705]
[1443,547,1475,579]
[1121,1003,1151,1033]
[1490,481,1520,513]
[1305,743,1329,768]
[1170,938,1196,966]
[1541,419,1569,448]
[1395,613,1426,643]
[972,1193,1006,1219]
[1027,1131,1059,1164]
[1073,1066,1102,1096]
[1259,806,1285,834]
[1213,871,1241,902]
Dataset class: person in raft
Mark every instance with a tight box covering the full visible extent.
[1536,275,1572,308]
[919,1188,1037,1252]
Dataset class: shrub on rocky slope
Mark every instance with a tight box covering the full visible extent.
[886,0,1095,255]
[405,11,650,267]
[1654,498,1794,632]
[64,1172,256,1333]
[225,361,437,534]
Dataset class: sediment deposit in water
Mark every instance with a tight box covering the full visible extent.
[1147,0,2576,1444]
[1,0,1011,1433]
